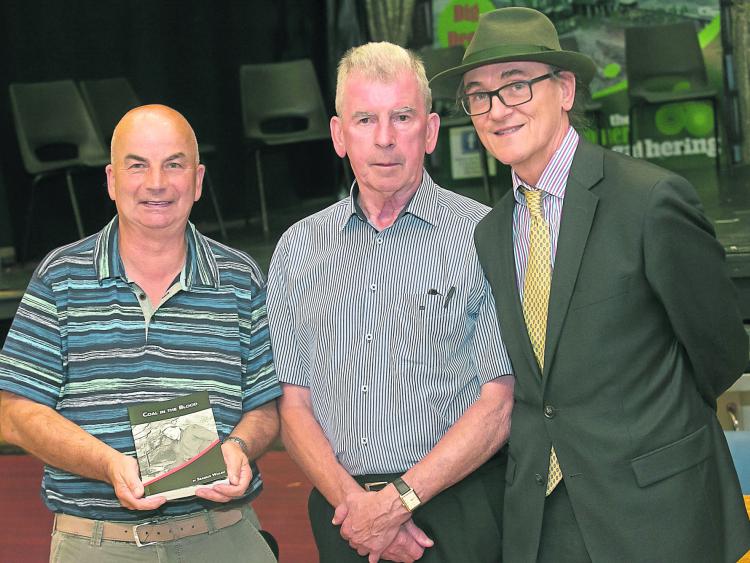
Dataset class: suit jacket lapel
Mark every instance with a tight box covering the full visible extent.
[543,140,603,379]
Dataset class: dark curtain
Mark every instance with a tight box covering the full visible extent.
[0,0,329,259]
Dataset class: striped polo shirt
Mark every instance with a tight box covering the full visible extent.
[512,126,579,295]
[0,217,281,521]
[267,171,513,476]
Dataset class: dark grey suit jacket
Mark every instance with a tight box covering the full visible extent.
[475,139,750,562]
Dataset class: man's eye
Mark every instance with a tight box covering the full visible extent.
[509,82,527,92]
[127,163,145,169]
[396,114,410,122]
[470,92,489,102]
[166,162,183,169]
[359,117,371,124]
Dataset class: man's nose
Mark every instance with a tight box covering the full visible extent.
[145,166,165,188]
[375,121,395,148]
[488,93,513,120]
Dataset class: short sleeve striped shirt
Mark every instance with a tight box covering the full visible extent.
[0,217,281,521]
[267,171,513,475]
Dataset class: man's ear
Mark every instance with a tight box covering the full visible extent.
[105,164,116,201]
[330,116,347,158]
[424,112,440,155]
[559,71,577,112]
[194,164,205,202]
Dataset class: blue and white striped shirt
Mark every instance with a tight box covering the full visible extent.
[0,217,281,521]
[512,126,579,295]
[267,171,513,475]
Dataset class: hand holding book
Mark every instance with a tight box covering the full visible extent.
[127,392,229,501]
[194,440,255,503]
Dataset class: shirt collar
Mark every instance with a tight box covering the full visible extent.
[512,126,579,203]
[94,216,220,289]
[338,169,441,231]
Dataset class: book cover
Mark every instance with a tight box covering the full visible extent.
[127,391,229,500]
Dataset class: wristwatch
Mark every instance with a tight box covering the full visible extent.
[223,435,250,460]
[392,477,421,512]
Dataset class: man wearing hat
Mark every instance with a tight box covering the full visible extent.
[432,7,750,562]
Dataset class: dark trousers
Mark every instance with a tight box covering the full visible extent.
[308,451,506,563]
[536,481,592,563]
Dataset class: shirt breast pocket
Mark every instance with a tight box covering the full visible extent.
[390,293,463,366]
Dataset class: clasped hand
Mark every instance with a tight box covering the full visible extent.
[333,489,433,563]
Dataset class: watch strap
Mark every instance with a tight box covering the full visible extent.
[392,477,411,496]
[223,435,250,459]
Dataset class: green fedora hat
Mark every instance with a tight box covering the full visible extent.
[430,7,596,92]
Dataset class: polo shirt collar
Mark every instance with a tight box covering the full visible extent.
[338,169,440,230]
[94,216,220,289]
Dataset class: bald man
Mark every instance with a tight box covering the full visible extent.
[0,105,281,562]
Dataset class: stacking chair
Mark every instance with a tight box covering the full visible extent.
[79,77,228,241]
[624,21,720,172]
[420,45,494,204]
[239,59,333,237]
[9,80,110,259]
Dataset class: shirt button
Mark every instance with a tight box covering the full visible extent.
[375,237,383,245]
[365,333,373,342]
[361,385,369,393]
[544,405,556,419]
[535,473,545,486]
[138,293,146,300]
[361,437,368,445]
[369,283,377,292]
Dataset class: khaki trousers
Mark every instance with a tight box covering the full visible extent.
[49,504,276,563]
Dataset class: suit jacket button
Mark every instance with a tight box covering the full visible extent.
[535,473,545,486]
[544,405,556,418]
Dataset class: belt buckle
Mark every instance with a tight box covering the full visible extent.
[132,520,160,548]
[363,481,388,492]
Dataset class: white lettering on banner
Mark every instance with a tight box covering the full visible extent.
[611,137,717,159]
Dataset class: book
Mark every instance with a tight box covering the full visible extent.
[127,391,229,501]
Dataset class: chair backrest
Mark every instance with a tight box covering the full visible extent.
[9,80,109,175]
[419,45,465,102]
[725,431,750,494]
[239,59,330,144]
[79,77,141,147]
[625,21,709,92]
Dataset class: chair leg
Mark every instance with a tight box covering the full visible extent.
[254,149,270,238]
[65,170,85,239]
[202,169,228,242]
[711,97,721,176]
[22,175,41,263]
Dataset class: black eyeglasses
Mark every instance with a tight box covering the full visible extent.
[460,72,559,116]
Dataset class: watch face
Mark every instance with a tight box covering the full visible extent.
[401,490,421,512]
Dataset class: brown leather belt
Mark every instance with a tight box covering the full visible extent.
[53,508,243,547]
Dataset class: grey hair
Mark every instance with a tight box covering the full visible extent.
[335,42,432,116]
[548,65,591,132]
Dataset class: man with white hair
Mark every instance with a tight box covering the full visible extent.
[268,42,514,562]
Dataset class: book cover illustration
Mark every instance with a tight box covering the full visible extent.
[127,391,229,500]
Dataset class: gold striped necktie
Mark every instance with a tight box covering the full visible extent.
[522,188,562,496]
